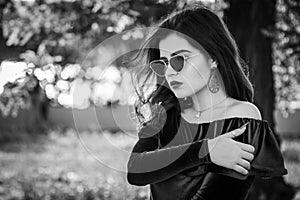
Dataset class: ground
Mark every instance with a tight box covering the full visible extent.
[0,128,149,200]
[0,128,299,200]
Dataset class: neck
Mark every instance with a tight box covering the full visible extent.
[190,86,228,112]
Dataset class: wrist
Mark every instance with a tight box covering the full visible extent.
[207,139,215,153]
[202,139,213,164]
[207,138,217,163]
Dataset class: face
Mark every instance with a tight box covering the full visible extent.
[158,33,212,98]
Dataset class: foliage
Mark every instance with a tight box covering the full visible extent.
[2,0,134,63]
[273,0,300,117]
[0,0,227,117]
[0,0,299,118]
[0,0,136,117]
[0,61,36,117]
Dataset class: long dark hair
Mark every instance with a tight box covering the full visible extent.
[130,4,254,126]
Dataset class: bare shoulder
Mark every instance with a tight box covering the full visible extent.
[226,99,262,120]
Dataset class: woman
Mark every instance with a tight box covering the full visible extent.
[127,5,287,200]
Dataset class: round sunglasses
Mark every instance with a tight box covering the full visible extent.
[149,54,199,77]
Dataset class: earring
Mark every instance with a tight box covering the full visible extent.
[208,61,220,93]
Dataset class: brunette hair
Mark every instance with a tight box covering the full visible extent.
[130,4,254,126]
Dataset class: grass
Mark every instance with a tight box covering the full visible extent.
[0,128,299,200]
[0,128,149,200]
[281,139,300,193]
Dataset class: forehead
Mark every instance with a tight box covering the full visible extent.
[158,33,205,57]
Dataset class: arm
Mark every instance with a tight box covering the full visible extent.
[127,102,256,186]
[127,123,212,186]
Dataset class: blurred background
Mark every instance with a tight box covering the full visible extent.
[0,0,299,199]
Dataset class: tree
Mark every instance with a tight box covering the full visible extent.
[223,0,297,199]
[0,0,139,124]
[0,0,201,124]
[273,0,300,118]
[0,1,299,197]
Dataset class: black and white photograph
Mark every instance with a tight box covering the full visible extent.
[0,0,299,199]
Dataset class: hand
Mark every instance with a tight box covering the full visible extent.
[207,124,255,175]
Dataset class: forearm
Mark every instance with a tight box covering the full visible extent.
[127,138,211,186]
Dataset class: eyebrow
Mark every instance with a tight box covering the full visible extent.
[160,49,192,59]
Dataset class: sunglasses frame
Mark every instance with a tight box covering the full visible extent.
[149,53,199,77]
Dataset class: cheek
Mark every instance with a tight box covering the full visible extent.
[182,63,210,87]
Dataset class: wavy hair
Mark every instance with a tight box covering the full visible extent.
[130,4,254,127]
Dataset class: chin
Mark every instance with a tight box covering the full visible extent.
[172,90,192,99]
[172,86,204,99]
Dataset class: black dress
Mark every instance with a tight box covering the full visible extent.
[127,107,287,200]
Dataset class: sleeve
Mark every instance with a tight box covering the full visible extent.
[207,118,288,180]
[248,120,288,178]
[126,107,212,186]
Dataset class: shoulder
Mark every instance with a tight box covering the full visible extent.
[226,99,262,120]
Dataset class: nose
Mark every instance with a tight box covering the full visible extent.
[165,62,178,77]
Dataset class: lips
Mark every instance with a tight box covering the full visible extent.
[170,80,183,86]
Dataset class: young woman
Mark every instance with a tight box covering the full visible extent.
[127,5,287,200]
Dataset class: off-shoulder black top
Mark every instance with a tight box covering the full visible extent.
[127,107,287,200]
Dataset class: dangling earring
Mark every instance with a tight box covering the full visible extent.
[208,61,220,93]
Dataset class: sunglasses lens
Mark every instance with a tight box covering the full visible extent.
[150,55,185,76]
[170,55,184,72]
[150,60,166,76]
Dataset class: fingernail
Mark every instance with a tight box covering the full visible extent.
[240,122,249,129]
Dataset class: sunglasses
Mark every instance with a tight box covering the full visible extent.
[149,54,199,77]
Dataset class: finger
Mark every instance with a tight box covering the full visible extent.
[224,126,246,138]
[240,151,254,161]
[237,158,251,170]
[235,142,255,153]
[234,164,249,175]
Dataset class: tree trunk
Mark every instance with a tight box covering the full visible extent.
[28,78,49,133]
[224,0,295,199]
[0,1,49,132]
